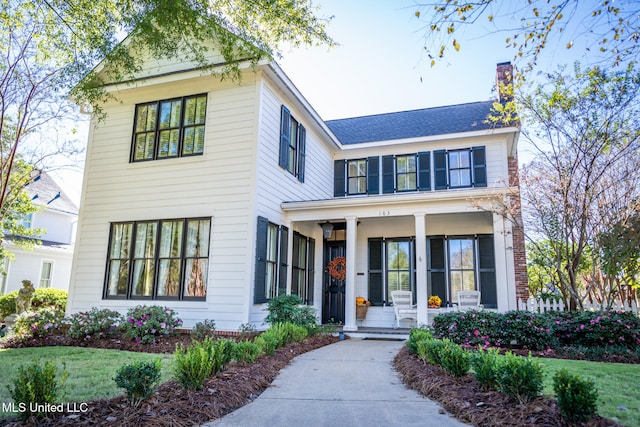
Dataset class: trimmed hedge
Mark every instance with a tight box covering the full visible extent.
[0,288,67,319]
[432,309,639,350]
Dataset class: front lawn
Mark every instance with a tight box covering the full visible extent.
[0,346,175,418]
[538,357,640,427]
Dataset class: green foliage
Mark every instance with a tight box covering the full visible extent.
[497,352,545,404]
[0,288,68,319]
[67,307,122,340]
[407,327,433,354]
[470,346,500,390]
[191,319,216,340]
[269,322,308,345]
[549,310,640,350]
[417,338,448,366]
[113,359,162,406]
[121,305,183,344]
[173,338,216,390]
[12,308,65,339]
[553,368,599,423]
[212,338,235,373]
[8,360,67,420]
[233,340,261,364]
[439,342,470,377]
[264,294,317,328]
[31,288,67,313]
[254,334,278,356]
[432,310,504,347]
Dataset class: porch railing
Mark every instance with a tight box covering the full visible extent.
[518,297,639,315]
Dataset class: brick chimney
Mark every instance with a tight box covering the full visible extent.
[496,62,513,103]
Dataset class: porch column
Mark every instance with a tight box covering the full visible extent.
[414,213,428,327]
[285,220,293,294]
[493,212,512,311]
[343,216,358,332]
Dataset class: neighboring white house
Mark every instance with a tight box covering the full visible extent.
[66,43,528,332]
[1,172,78,294]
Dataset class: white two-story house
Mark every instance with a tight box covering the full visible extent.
[2,172,78,294]
[66,44,527,332]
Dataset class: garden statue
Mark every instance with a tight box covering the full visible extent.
[15,280,36,314]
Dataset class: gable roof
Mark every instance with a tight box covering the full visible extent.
[24,172,78,215]
[325,100,502,145]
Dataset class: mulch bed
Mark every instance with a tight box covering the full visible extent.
[0,334,339,427]
[394,346,621,427]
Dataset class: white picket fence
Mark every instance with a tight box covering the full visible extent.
[518,297,639,314]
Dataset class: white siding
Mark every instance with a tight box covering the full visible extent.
[3,245,73,293]
[67,72,261,330]
[32,210,76,245]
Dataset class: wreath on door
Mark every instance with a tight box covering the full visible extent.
[328,256,347,281]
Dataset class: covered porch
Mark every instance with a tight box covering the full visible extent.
[281,190,517,332]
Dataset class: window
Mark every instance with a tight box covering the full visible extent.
[448,150,472,188]
[254,216,289,303]
[278,106,306,182]
[347,159,367,194]
[434,146,487,189]
[381,153,431,194]
[21,213,33,229]
[427,235,496,308]
[368,238,415,305]
[39,261,54,288]
[132,94,207,162]
[292,233,315,304]
[104,218,210,300]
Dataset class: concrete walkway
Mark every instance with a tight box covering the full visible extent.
[205,338,467,427]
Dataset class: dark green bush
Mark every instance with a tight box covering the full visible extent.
[417,338,451,366]
[121,305,183,344]
[114,359,162,406]
[233,340,261,364]
[432,310,503,347]
[67,308,122,340]
[8,360,67,420]
[174,338,216,390]
[191,319,216,340]
[0,288,67,319]
[470,346,500,390]
[549,310,640,350]
[553,368,599,423]
[212,338,235,373]
[264,294,317,328]
[439,342,470,377]
[499,311,556,350]
[496,352,544,404]
[407,327,433,354]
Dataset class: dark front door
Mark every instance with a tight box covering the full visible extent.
[322,241,345,324]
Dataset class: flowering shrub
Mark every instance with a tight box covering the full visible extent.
[432,309,639,350]
[12,308,65,339]
[121,305,183,345]
[67,308,123,340]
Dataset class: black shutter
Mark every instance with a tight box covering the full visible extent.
[334,160,346,197]
[382,155,395,194]
[472,146,487,187]
[278,225,289,295]
[279,106,291,170]
[254,216,269,304]
[428,237,447,304]
[418,151,431,191]
[291,235,300,296]
[307,238,315,305]
[368,238,384,305]
[297,125,306,182]
[434,150,447,190]
[478,234,497,308]
[367,156,380,195]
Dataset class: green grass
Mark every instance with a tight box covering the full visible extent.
[0,346,174,418]
[536,357,640,427]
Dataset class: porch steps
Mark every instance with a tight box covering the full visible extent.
[337,326,410,341]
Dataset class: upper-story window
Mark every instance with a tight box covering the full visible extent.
[395,155,417,191]
[348,159,367,194]
[278,106,306,182]
[132,94,207,162]
[434,146,487,189]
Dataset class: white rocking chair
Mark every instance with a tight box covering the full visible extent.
[456,290,482,311]
[391,290,418,328]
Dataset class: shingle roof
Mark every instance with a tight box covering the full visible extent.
[325,100,501,145]
[24,172,78,215]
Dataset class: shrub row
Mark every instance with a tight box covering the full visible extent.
[407,329,599,423]
[431,309,640,350]
[0,288,67,319]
